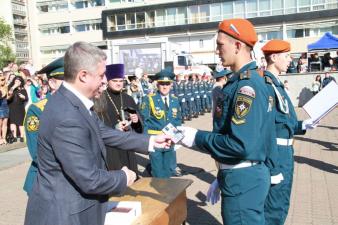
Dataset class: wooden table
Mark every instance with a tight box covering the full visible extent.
[109,177,193,225]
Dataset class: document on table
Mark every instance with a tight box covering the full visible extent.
[303,81,338,124]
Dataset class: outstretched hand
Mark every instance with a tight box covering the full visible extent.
[153,134,172,149]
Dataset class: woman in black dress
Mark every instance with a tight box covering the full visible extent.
[7,76,28,142]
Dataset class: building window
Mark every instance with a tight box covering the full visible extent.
[199,4,210,23]
[107,16,116,31]
[155,9,165,27]
[136,12,145,28]
[199,39,204,48]
[299,0,311,12]
[210,3,222,21]
[39,23,70,35]
[271,0,283,15]
[188,5,199,24]
[222,2,233,19]
[287,28,310,38]
[246,0,258,18]
[166,8,176,26]
[177,7,187,25]
[126,13,135,29]
[74,20,102,32]
[146,11,155,28]
[285,0,297,14]
[259,31,283,40]
[259,0,270,16]
[116,14,126,30]
[234,1,245,18]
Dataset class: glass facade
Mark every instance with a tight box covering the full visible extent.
[105,0,338,35]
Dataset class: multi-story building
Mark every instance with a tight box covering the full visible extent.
[0,0,30,62]
[27,0,338,72]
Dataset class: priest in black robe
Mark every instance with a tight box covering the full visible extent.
[94,63,143,175]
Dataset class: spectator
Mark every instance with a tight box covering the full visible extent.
[297,58,307,73]
[0,72,9,145]
[322,72,336,89]
[24,77,40,110]
[7,76,28,142]
[287,56,297,73]
[322,52,333,71]
[38,81,50,100]
[312,74,322,95]
[283,80,290,95]
[25,59,36,76]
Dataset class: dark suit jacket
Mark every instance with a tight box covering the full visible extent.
[24,85,149,225]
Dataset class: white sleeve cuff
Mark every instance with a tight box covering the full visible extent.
[148,135,155,152]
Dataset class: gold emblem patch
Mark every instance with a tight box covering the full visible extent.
[141,102,146,110]
[235,95,252,119]
[27,116,39,132]
[172,108,177,117]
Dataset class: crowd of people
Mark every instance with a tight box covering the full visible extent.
[0,62,53,145]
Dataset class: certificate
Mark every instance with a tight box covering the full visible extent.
[302,81,338,124]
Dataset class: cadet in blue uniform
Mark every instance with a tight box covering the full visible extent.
[174,74,188,122]
[262,40,316,225]
[205,75,213,113]
[198,74,207,113]
[140,68,182,178]
[179,19,276,225]
[23,57,64,195]
[184,74,194,120]
[192,74,201,117]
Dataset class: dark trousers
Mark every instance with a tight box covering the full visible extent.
[149,149,176,178]
[219,163,269,225]
[265,146,294,225]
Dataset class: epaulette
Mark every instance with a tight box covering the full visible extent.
[239,70,251,80]
[33,98,48,111]
[265,76,273,85]
[171,94,178,98]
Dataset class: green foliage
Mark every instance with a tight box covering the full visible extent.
[0,17,15,68]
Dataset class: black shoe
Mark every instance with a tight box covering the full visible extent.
[13,137,18,143]
[20,137,24,142]
[200,112,204,115]
[187,116,192,121]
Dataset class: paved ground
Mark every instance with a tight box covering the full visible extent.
[0,108,337,225]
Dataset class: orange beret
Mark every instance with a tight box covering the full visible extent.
[218,19,257,47]
[261,40,291,54]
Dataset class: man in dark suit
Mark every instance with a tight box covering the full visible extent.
[24,42,170,225]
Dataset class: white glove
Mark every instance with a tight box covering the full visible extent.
[206,179,221,205]
[177,126,197,148]
[271,173,284,185]
[302,119,318,130]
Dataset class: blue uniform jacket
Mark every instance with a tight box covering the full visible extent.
[195,62,276,164]
[23,98,48,194]
[140,92,182,137]
[264,71,305,138]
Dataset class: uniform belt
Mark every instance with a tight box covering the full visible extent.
[218,160,258,170]
[276,138,293,146]
[148,130,163,135]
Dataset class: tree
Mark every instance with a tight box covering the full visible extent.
[0,18,15,68]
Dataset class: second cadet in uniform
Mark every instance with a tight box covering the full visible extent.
[262,40,316,225]
[140,68,182,178]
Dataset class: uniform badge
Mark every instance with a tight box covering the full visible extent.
[172,108,177,118]
[27,116,39,132]
[238,86,256,98]
[267,96,274,112]
[141,102,146,110]
[235,95,252,119]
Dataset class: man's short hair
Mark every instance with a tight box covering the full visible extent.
[64,42,107,82]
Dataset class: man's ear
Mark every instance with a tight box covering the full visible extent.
[78,70,88,83]
[270,53,278,63]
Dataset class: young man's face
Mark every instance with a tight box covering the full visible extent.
[108,78,124,92]
[157,81,172,96]
[274,52,292,73]
[216,32,237,67]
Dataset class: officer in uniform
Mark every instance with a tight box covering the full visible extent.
[211,69,232,133]
[179,19,276,225]
[198,74,207,113]
[184,74,194,120]
[205,75,213,113]
[192,74,201,117]
[262,40,316,225]
[23,57,64,195]
[140,68,182,178]
[173,74,187,122]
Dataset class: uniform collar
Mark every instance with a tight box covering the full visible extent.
[264,70,283,87]
[228,61,257,83]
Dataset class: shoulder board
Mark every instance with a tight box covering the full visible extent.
[33,99,48,111]
[239,70,251,80]
[265,76,273,85]
[171,94,178,98]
